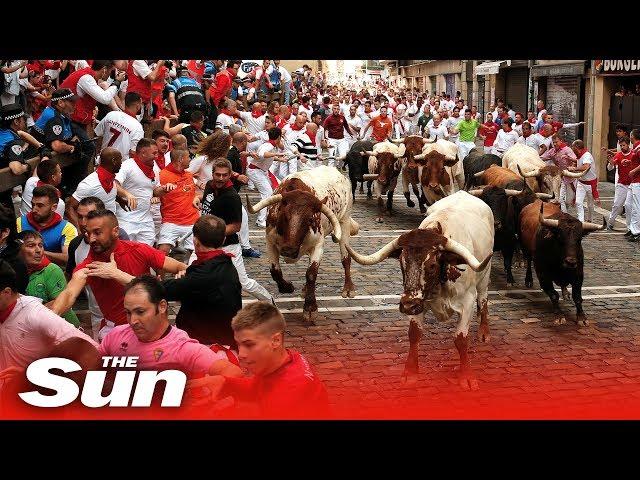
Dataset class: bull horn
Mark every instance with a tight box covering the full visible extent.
[345,236,400,265]
[538,201,559,228]
[320,203,342,242]
[363,174,379,181]
[414,152,426,160]
[468,189,484,197]
[441,237,493,272]
[245,193,282,214]
[394,151,405,158]
[582,216,607,232]
[438,185,447,197]
[505,189,523,196]
[521,167,541,178]
[534,192,554,199]
[391,138,405,144]
[364,151,377,157]
[474,170,485,178]
[423,137,436,144]
[562,168,588,178]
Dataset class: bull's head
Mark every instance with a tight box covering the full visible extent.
[364,150,404,187]
[245,191,342,259]
[345,223,492,316]
[415,150,458,205]
[520,164,587,200]
[394,136,428,169]
[538,202,605,269]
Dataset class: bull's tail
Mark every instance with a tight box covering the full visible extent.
[350,218,360,236]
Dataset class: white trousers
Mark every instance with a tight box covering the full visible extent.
[221,243,273,301]
[327,138,349,167]
[575,182,594,222]
[246,167,272,226]
[118,219,156,247]
[484,146,492,154]
[629,183,640,235]
[240,205,251,249]
[609,183,632,230]
[457,141,476,162]
[559,182,576,213]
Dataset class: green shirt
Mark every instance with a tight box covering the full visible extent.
[457,119,480,142]
[26,263,79,326]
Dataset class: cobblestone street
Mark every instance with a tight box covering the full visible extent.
[233,181,640,418]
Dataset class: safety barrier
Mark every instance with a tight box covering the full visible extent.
[0,153,76,193]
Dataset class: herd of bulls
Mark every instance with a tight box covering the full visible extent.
[246,138,606,390]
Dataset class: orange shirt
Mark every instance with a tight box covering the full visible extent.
[159,167,200,225]
[370,116,393,142]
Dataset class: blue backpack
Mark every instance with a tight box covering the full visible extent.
[269,66,282,91]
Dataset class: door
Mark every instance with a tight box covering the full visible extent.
[445,74,454,98]
[547,76,580,143]
[504,67,529,114]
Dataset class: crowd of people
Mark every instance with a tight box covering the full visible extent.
[0,58,638,418]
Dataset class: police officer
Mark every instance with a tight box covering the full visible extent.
[31,88,76,157]
[0,104,33,210]
[166,67,206,124]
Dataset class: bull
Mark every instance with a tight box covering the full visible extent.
[361,141,406,223]
[392,135,428,213]
[412,139,460,206]
[463,148,502,190]
[502,143,587,198]
[346,191,494,390]
[468,184,552,286]
[246,165,360,323]
[344,140,375,201]
[518,200,605,325]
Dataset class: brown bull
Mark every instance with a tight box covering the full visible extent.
[393,135,428,212]
[362,149,404,223]
[414,150,458,205]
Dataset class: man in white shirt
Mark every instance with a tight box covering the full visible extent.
[298,96,313,120]
[426,114,449,141]
[94,92,144,160]
[114,139,167,246]
[20,159,65,217]
[276,115,306,180]
[446,107,464,145]
[237,102,267,135]
[215,98,241,134]
[345,104,363,147]
[570,140,598,222]
[269,61,293,105]
[247,128,289,228]
[491,118,520,157]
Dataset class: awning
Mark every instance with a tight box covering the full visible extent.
[474,60,510,76]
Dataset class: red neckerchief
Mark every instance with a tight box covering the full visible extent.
[214,180,234,191]
[540,129,553,138]
[133,155,155,181]
[633,141,640,151]
[268,139,279,148]
[26,211,62,231]
[164,162,183,176]
[503,126,513,133]
[557,142,568,150]
[277,117,289,129]
[576,148,589,159]
[155,151,166,170]
[193,249,235,265]
[220,108,236,118]
[528,117,537,125]
[290,122,304,131]
[124,110,138,119]
[251,108,263,119]
[304,129,316,146]
[36,180,61,198]
[96,166,115,193]
[27,255,51,274]
[0,300,17,324]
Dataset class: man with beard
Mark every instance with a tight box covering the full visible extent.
[49,209,187,341]
[16,185,77,265]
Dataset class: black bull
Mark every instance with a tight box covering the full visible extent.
[345,140,375,200]
[463,148,502,190]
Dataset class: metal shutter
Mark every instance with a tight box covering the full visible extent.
[504,68,528,114]
[547,76,579,142]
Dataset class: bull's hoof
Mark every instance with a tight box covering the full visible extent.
[561,288,572,301]
[406,199,415,208]
[458,369,480,391]
[553,316,567,325]
[401,369,419,385]
[575,315,589,327]
[300,286,306,299]
[359,186,364,194]
[478,324,491,343]
[301,309,317,325]
[367,193,373,200]
[278,282,295,294]
[419,205,427,214]
[341,286,356,298]
[376,217,384,223]
[506,281,516,288]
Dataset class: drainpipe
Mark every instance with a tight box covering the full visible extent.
[587,60,596,153]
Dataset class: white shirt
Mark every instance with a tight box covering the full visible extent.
[493,129,520,152]
[517,133,544,152]
[94,111,144,160]
[215,112,237,134]
[114,158,158,225]
[20,177,65,217]
[281,124,304,152]
[267,65,292,83]
[73,60,89,70]
[446,116,463,141]
[345,114,363,141]
[252,142,278,171]
[248,130,269,152]
[187,155,214,186]
[577,151,597,182]
[512,123,524,136]
[0,296,96,372]
[298,104,313,120]
[427,123,449,140]
[72,171,117,214]
[237,111,266,135]
[132,60,152,79]
[76,74,118,105]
